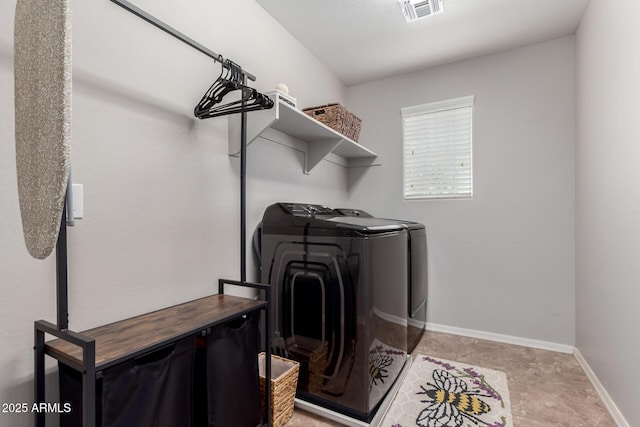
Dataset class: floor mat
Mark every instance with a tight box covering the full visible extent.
[381,354,513,427]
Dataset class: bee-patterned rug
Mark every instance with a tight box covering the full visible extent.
[381,355,513,427]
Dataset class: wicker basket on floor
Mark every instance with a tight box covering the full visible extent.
[258,353,300,427]
[303,103,362,142]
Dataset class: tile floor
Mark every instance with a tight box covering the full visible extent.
[286,330,616,427]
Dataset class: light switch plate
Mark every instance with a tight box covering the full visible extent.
[72,184,84,219]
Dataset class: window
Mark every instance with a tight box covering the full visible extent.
[402,95,474,200]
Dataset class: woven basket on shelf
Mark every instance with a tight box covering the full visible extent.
[258,353,300,427]
[303,103,362,142]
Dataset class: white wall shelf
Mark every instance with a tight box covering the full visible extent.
[229,98,379,174]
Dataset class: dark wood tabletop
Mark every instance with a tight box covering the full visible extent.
[45,294,265,371]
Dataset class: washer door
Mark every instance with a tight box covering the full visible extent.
[268,242,356,396]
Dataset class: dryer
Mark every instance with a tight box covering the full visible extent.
[336,209,428,354]
[260,203,410,422]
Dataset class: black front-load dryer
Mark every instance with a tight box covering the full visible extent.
[260,203,409,422]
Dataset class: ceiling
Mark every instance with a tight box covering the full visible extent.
[255,0,590,86]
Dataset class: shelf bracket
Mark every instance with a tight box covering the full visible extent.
[305,138,343,174]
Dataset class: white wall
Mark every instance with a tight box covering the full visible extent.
[346,37,576,346]
[576,0,640,425]
[0,1,348,425]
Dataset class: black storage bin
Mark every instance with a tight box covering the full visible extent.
[198,312,261,427]
[59,335,195,427]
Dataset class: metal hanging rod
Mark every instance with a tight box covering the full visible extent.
[109,0,256,81]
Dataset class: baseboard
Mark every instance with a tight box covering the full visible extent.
[425,322,575,354]
[573,348,630,427]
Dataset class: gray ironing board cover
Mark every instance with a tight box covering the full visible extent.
[14,0,72,259]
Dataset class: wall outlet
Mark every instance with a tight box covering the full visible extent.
[72,184,84,219]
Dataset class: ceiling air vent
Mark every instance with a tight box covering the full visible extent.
[399,0,445,22]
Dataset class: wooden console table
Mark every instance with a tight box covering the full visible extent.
[34,279,272,427]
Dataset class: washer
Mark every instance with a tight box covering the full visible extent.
[260,203,410,422]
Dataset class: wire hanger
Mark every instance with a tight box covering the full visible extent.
[194,60,273,119]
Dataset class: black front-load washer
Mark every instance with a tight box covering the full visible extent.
[260,203,409,422]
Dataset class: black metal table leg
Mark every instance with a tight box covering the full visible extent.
[82,341,96,427]
[34,323,45,427]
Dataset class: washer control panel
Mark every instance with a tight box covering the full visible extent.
[279,203,338,217]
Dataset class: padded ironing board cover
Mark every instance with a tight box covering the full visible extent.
[14,0,72,259]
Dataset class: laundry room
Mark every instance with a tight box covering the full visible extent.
[0,0,638,426]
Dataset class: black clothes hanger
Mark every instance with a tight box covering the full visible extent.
[193,60,233,113]
[194,60,273,119]
[197,87,273,118]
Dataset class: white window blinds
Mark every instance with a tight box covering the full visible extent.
[402,96,474,199]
